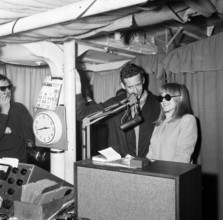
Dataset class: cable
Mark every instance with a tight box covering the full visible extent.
[120,106,131,125]
[11,18,20,34]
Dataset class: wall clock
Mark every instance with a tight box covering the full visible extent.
[33,106,67,150]
[33,110,62,144]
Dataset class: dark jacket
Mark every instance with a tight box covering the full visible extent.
[76,91,160,157]
[0,102,34,162]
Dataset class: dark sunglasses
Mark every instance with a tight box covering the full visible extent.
[0,84,13,92]
[157,94,181,102]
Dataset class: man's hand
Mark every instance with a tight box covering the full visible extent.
[0,94,10,114]
[128,93,138,106]
[5,127,11,134]
[128,93,140,116]
[74,68,82,94]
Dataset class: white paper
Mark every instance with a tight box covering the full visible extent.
[0,157,19,167]
[92,154,136,168]
[98,147,121,161]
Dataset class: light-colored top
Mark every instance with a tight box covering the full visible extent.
[147,114,197,163]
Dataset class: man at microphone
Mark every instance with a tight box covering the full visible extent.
[76,63,160,158]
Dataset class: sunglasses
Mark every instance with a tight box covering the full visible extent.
[157,94,181,102]
[0,84,13,92]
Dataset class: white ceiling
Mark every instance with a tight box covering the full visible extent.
[0,0,222,68]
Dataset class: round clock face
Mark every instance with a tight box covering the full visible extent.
[33,111,62,144]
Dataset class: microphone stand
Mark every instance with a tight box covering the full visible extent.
[82,100,131,160]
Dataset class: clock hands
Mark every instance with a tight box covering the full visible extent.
[36,127,50,131]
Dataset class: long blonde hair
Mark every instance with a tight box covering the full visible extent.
[155,83,193,125]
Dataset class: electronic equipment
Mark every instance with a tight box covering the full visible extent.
[74,159,201,220]
[0,163,72,217]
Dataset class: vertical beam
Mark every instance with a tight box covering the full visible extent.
[64,40,76,184]
[50,149,65,179]
[50,79,65,180]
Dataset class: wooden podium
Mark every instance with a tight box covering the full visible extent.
[74,159,201,220]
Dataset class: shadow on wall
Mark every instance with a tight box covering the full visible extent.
[76,121,83,161]
[202,173,218,220]
[191,117,201,163]
[192,118,218,219]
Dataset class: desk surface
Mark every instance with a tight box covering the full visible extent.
[75,159,201,179]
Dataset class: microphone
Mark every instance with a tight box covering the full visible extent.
[120,100,142,130]
[120,114,142,130]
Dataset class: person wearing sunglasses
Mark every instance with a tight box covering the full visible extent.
[146,83,197,163]
[0,74,34,163]
[76,63,161,158]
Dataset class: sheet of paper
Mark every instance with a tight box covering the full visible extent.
[0,157,19,167]
[98,147,121,161]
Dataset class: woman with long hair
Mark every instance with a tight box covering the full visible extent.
[146,83,197,163]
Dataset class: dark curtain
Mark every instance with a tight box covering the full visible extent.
[126,31,223,219]
[168,70,223,220]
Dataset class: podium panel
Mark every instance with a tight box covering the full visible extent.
[74,160,201,220]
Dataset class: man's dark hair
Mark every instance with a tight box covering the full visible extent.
[120,63,145,83]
